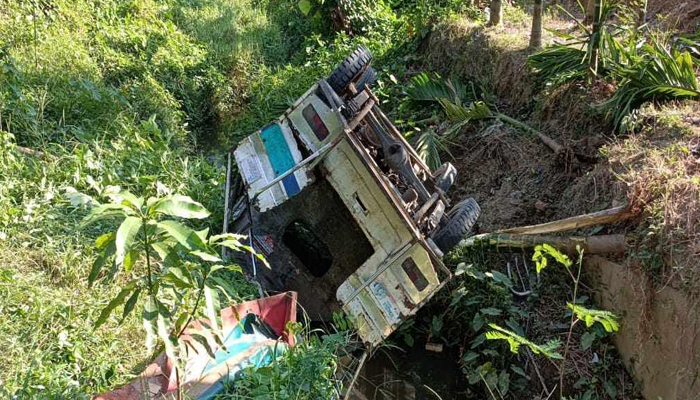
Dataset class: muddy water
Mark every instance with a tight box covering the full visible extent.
[351,341,467,400]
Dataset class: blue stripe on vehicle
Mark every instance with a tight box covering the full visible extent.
[260,123,301,197]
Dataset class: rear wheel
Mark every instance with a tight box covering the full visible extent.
[433,198,480,254]
[328,46,372,94]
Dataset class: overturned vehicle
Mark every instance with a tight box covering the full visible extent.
[223,47,480,346]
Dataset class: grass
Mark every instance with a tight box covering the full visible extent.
[0,0,463,396]
[604,101,700,290]
[0,0,283,396]
[0,0,697,398]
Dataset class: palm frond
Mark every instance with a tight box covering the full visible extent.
[415,129,446,172]
[529,0,625,85]
[438,100,492,140]
[674,33,700,62]
[601,40,700,129]
[528,45,588,85]
[406,72,471,104]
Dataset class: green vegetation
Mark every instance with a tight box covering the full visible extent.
[0,0,472,397]
[528,0,700,130]
[2,0,698,398]
[80,190,258,373]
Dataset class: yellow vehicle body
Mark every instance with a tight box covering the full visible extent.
[226,76,458,347]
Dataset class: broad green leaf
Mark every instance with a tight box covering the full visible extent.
[162,269,191,289]
[461,351,479,363]
[511,365,528,379]
[121,287,142,323]
[189,333,216,359]
[107,190,144,212]
[489,270,513,287]
[123,249,138,273]
[157,309,179,362]
[95,232,114,249]
[298,0,311,15]
[95,285,134,329]
[80,204,127,228]
[143,296,158,353]
[150,239,176,261]
[581,331,597,350]
[498,370,510,396]
[156,220,204,250]
[204,285,221,337]
[480,307,502,316]
[191,250,222,263]
[115,217,142,268]
[88,241,116,287]
[151,195,210,219]
[210,233,247,243]
[218,239,245,251]
[472,313,484,332]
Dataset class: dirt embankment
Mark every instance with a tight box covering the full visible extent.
[586,256,700,400]
[648,0,700,33]
[418,18,625,233]
[416,9,700,400]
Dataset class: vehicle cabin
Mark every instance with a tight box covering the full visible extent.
[223,48,480,346]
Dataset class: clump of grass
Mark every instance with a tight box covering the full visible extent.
[605,101,700,289]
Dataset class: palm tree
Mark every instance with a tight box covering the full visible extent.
[530,0,543,49]
[585,0,596,24]
[488,0,502,26]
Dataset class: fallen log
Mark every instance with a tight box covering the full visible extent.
[460,233,627,254]
[496,206,635,235]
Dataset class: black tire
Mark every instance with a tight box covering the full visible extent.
[433,198,481,254]
[354,66,377,92]
[328,46,372,94]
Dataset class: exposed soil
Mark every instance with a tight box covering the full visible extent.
[647,0,700,33]
[419,20,628,235]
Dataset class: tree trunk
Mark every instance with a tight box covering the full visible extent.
[589,0,602,78]
[496,206,635,235]
[585,0,596,24]
[460,234,627,254]
[529,0,543,49]
[488,0,502,26]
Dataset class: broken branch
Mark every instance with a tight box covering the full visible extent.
[496,113,566,154]
[496,206,635,235]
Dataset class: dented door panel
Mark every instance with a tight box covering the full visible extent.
[337,242,441,346]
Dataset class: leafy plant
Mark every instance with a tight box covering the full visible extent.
[415,128,447,172]
[528,0,625,85]
[406,72,472,104]
[567,303,620,332]
[600,39,700,129]
[532,243,573,273]
[674,32,700,61]
[486,324,563,359]
[82,190,257,372]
